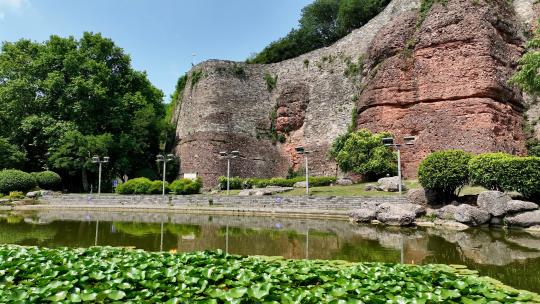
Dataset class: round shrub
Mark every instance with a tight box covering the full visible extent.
[418,150,472,201]
[31,171,62,190]
[218,176,243,190]
[170,178,202,195]
[502,156,540,202]
[0,169,37,194]
[468,153,511,191]
[148,180,169,194]
[116,178,152,195]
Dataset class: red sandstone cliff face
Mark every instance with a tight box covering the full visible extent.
[356,0,528,177]
[173,0,537,187]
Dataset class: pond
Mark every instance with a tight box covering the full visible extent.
[1,210,540,293]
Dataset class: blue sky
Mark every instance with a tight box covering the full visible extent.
[0,0,311,101]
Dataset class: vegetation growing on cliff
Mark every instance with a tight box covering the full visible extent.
[247,0,391,64]
[511,20,540,156]
[0,32,167,192]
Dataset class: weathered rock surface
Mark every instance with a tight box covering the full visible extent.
[506,200,539,214]
[349,207,378,223]
[376,176,406,192]
[376,205,416,226]
[406,187,438,206]
[172,0,536,186]
[453,205,491,226]
[505,211,540,228]
[238,187,293,196]
[477,191,512,217]
[336,178,353,186]
[293,181,307,188]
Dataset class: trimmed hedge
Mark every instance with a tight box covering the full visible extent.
[418,150,472,200]
[31,171,62,190]
[468,153,510,191]
[115,178,153,194]
[148,180,169,194]
[469,154,540,201]
[169,178,202,195]
[218,176,337,190]
[0,169,37,194]
[420,151,540,202]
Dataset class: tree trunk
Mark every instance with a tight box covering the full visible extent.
[82,168,89,192]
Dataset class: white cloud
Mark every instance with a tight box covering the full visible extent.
[0,0,29,18]
[0,0,28,10]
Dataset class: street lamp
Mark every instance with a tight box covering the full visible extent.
[156,154,175,196]
[91,156,109,195]
[219,150,240,195]
[295,146,312,195]
[382,136,416,194]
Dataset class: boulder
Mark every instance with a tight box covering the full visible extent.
[406,188,438,206]
[349,208,378,223]
[239,187,293,196]
[379,202,425,217]
[336,178,353,186]
[505,200,539,214]
[433,219,469,231]
[26,191,40,198]
[505,211,540,228]
[453,205,491,226]
[435,205,458,220]
[477,191,511,217]
[376,176,407,192]
[364,185,375,191]
[376,204,416,226]
[293,181,307,188]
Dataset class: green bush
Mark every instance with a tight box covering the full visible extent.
[468,154,540,201]
[169,178,202,195]
[0,169,37,194]
[8,191,25,199]
[250,176,336,188]
[218,176,243,190]
[468,153,510,191]
[115,178,153,195]
[31,171,62,190]
[499,156,540,201]
[418,150,472,200]
[331,129,397,180]
[148,180,169,194]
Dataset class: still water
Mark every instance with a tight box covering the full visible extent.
[1,210,540,292]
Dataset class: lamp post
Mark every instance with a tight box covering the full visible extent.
[91,156,109,196]
[156,154,175,196]
[295,147,312,196]
[382,136,416,195]
[219,151,240,195]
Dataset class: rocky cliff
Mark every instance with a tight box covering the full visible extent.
[173,0,538,187]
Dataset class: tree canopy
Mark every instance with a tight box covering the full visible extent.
[247,0,390,64]
[330,129,397,180]
[0,32,167,191]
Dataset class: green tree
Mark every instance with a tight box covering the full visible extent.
[0,138,26,169]
[330,129,396,180]
[510,21,540,156]
[247,0,390,64]
[0,32,166,191]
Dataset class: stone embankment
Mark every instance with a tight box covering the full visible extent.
[17,194,407,219]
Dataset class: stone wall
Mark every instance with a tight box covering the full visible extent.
[173,0,537,187]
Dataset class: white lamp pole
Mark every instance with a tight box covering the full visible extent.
[157,154,175,196]
[295,147,311,196]
[92,156,109,196]
[219,151,240,195]
[382,136,416,195]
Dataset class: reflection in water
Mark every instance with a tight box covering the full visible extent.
[0,211,539,292]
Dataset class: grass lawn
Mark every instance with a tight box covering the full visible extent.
[217,180,486,197]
